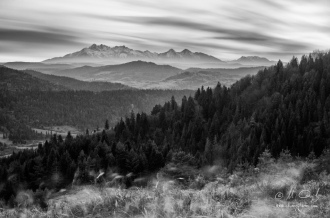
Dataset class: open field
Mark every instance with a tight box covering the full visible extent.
[1,153,329,218]
[32,126,80,137]
[0,126,79,158]
[0,133,12,145]
[0,132,41,158]
[0,142,39,158]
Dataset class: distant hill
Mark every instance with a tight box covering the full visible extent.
[229,56,276,66]
[3,62,74,74]
[54,62,264,90]
[185,66,265,74]
[56,60,183,88]
[146,66,265,89]
[43,44,224,64]
[0,66,68,91]
[24,70,134,92]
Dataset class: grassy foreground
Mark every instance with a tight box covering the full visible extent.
[1,153,330,218]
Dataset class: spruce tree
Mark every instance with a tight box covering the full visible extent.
[105,119,110,130]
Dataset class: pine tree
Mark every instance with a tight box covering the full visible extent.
[204,137,214,165]
[105,119,110,130]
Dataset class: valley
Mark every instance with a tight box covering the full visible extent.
[6,59,264,90]
[0,126,79,158]
[2,44,274,90]
[0,132,39,158]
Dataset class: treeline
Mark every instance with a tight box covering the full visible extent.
[0,108,45,143]
[0,130,168,204]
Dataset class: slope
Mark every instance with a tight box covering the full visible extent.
[146,66,265,89]
[229,56,277,66]
[24,70,134,91]
[0,66,68,91]
[3,62,74,74]
[55,60,183,88]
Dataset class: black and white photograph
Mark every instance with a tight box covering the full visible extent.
[0,0,330,217]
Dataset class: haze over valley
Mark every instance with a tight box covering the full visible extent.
[2,44,272,90]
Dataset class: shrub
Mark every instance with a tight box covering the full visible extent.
[257,149,275,172]
[161,163,199,188]
[316,149,330,173]
[15,190,34,208]
[278,148,293,163]
[171,151,197,167]
[189,174,207,190]
[308,151,317,162]
[33,188,49,210]
[300,165,319,184]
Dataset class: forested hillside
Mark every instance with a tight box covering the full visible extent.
[0,67,68,91]
[3,62,74,74]
[0,108,45,143]
[150,66,264,89]
[0,90,193,142]
[136,52,330,170]
[24,70,133,91]
[1,52,330,208]
[1,89,193,130]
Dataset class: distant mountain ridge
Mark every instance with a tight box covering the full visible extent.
[145,66,265,90]
[0,66,68,91]
[24,70,134,92]
[43,44,224,64]
[230,56,276,66]
[56,60,183,86]
[3,62,75,74]
[0,66,133,92]
[237,56,270,62]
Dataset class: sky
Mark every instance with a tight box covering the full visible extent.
[0,0,329,62]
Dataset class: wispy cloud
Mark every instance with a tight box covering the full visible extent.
[0,0,329,62]
[0,28,81,45]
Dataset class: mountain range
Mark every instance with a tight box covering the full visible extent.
[2,45,276,78]
[1,45,275,90]
[42,44,275,67]
[43,44,224,65]
[229,56,277,66]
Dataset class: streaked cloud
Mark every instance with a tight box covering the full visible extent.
[0,0,329,62]
[0,28,80,45]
